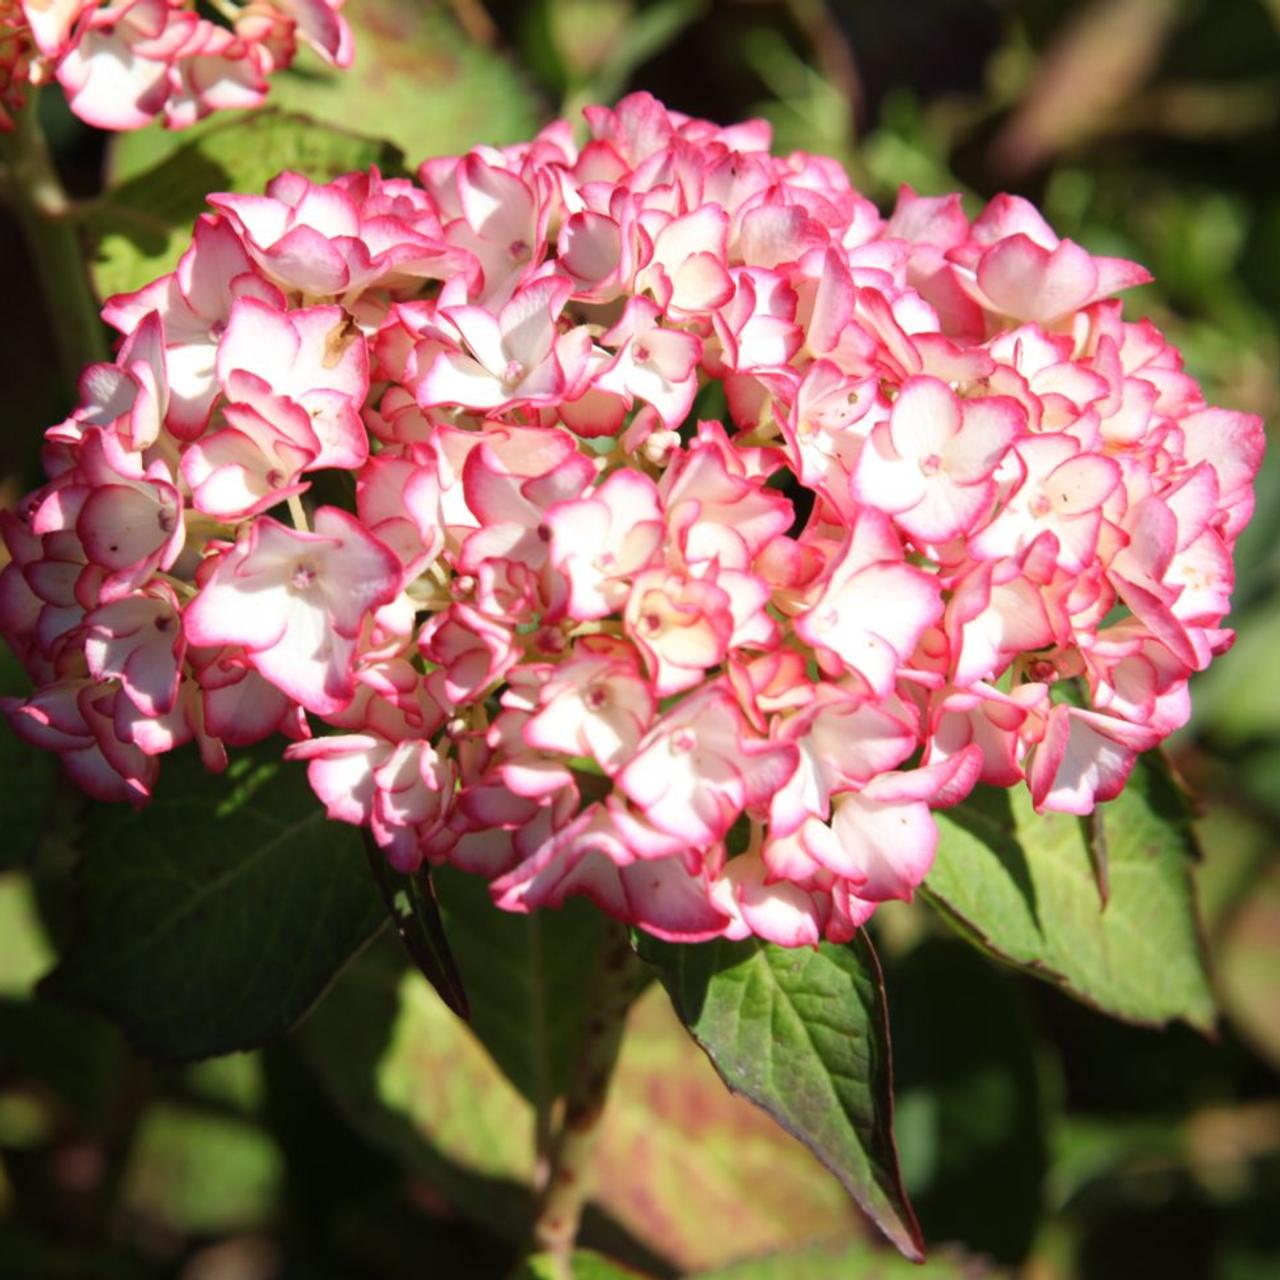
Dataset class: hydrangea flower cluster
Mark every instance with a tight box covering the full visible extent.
[0,0,350,131]
[2,93,1262,946]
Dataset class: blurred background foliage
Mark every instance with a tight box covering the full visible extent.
[1,0,1278,1276]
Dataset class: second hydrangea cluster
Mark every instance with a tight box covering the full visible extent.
[1,0,350,131]
[1,93,1261,946]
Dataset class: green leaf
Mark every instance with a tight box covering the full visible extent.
[0,874,54,997]
[514,1251,654,1279]
[121,1101,283,1234]
[594,982,859,1271]
[433,864,604,1106]
[40,746,386,1062]
[887,938,1045,1263]
[294,937,537,1239]
[637,932,923,1262]
[106,0,538,185]
[91,110,403,299]
[925,758,1216,1031]
[364,838,469,1019]
[694,1237,992,1278]
[298,947,861,1269]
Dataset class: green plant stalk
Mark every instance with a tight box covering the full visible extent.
[0,91,108,383]
[530,918,641,1275]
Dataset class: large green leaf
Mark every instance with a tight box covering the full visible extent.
[298,947,860,1270]
[424,1243,973,1280]
[886,938,1045,1264]
[432,865,604,1106]
[91,111,403,299]
[294,937,536,1239]
[696,1237,995,1278]
[925,759,1216,1031]
[594,979,857,1269]
[638,933,923,1262]
[106,0,539,184]
[41,747,386,1062]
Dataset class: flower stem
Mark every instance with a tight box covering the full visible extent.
[530,918,640,1274]
[0,91,108,383]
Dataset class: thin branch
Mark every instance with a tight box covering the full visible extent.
[0,90,108,382]
[529,918,641,1272]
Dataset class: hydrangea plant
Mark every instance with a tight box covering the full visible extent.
[2,92,1261,1268]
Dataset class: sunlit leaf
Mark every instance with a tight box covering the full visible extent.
[106,0,538,184]
[515,1251,659,1279]
[695,1236,994,1278]
[121,1101,283,1234]
[298,945,862,1269]
[639,933,922,1261]
[91,111,402,299]
[925,758,1216,1031]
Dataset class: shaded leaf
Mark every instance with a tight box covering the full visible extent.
[91,111,403,299]
[886,938,1045,1263]
[925,758,1216,1031]
[433,864,604,1106]
[0,1224,149,1280]
[364,838,469,1019]
[638,933,922,1261]
[41,747,386,1062]
[294,936,536,1240]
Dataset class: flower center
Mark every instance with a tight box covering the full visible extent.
[291,560,318,590]
[919,453,942,476]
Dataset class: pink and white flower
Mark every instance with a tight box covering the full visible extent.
[2,90,1260,947]
[184,507,399,715]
